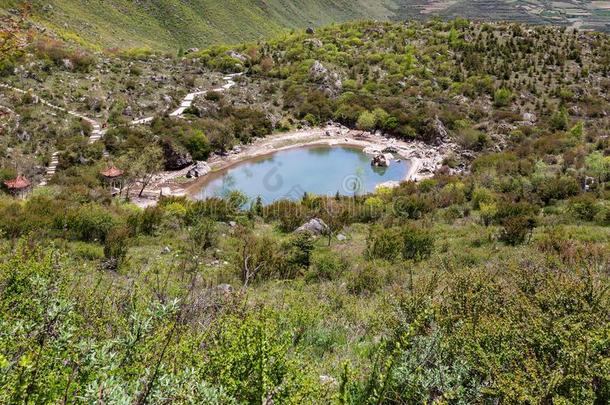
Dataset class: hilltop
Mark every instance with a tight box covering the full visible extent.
[3,1,610,50]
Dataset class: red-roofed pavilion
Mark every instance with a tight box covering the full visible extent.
[3,175,31,198]
[100,165,123,195]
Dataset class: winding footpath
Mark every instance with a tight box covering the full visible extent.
[131,74,240,124]
[0,73,241,186]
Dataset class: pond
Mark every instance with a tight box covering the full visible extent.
[191,145,410,203]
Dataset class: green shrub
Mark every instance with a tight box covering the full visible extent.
[103,226,130,270]
[306,252,349,282]
[366,226,401,261]
[401,226,434,261]
[535,176,580,204]
[66,203,115,242]
[201,313,318,403]
[499,215,536,245]
[493,88,512,107]
[347,264,383,295]
[568,194,600,221]
[392,195,433,219]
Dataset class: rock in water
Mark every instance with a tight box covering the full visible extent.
[371,153,393,167]
[296,218,328,236]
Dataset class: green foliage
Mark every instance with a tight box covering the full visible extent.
[493,87,512,107]
[356,111,376,131]
[365,226,401,261]
[201,312,318,403]
[550,107,569,131]
[400,225,434,261]
[103,225,130,269]
[500,215,536,245]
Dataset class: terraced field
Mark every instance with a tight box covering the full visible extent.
[394,0,610,31]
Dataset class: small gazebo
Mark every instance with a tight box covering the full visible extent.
[3,175,31,198]
[101,165,123,195]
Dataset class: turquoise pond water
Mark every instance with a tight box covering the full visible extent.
[192,145,410,204]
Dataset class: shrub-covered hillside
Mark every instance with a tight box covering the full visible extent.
[0,18,609,403]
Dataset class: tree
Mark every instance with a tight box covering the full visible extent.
[356,111,377,131]
[550,107,569,131]
[119,145,164,198]
[318,199,349,246]
[585,151,610,188]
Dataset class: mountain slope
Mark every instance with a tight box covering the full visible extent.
[4,1,610,51]
[2,0,396,50]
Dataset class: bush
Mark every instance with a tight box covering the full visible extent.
[401,226,434,261]
[188,219,218,252]
[365,226,401,261]
[347,264,383,295]
[103,226,130,270]
[356,111,377,131]
[66,204,115,242]
[499,215,536,245]
[568,194,600,221]
[306,252,349,282]
[535,176,580,204]
[494,88,512,107]
[263,200,307,232]
[392,195,433,219]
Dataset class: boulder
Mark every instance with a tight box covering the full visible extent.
[522,112,537,123]
[304,38,323,48]
[306,27,315,35]
[376,180,400,190]
[296,218,328,236]
[371,153,393,167]
[308,61,343,96]
[363,146,382,155]
[186,161,211,178]
[226,50,247,62]
[217,283,233,295]
[162,140,193,170]
[309,60,329,81]
[62,58,74,70]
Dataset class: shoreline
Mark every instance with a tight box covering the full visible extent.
[134,124,453,207]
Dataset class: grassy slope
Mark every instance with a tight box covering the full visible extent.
[2,0,396,50]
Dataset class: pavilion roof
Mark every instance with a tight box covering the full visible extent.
[101,166,123,178]
[3,175,30,190]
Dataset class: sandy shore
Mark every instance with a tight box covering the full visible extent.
[133,124,454,207]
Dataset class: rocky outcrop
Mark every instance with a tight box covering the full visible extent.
[186,161,211,178]
[309,60,342,97]
[161,140,193,170]
[423,116,448,145]
[295,218,328,236]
